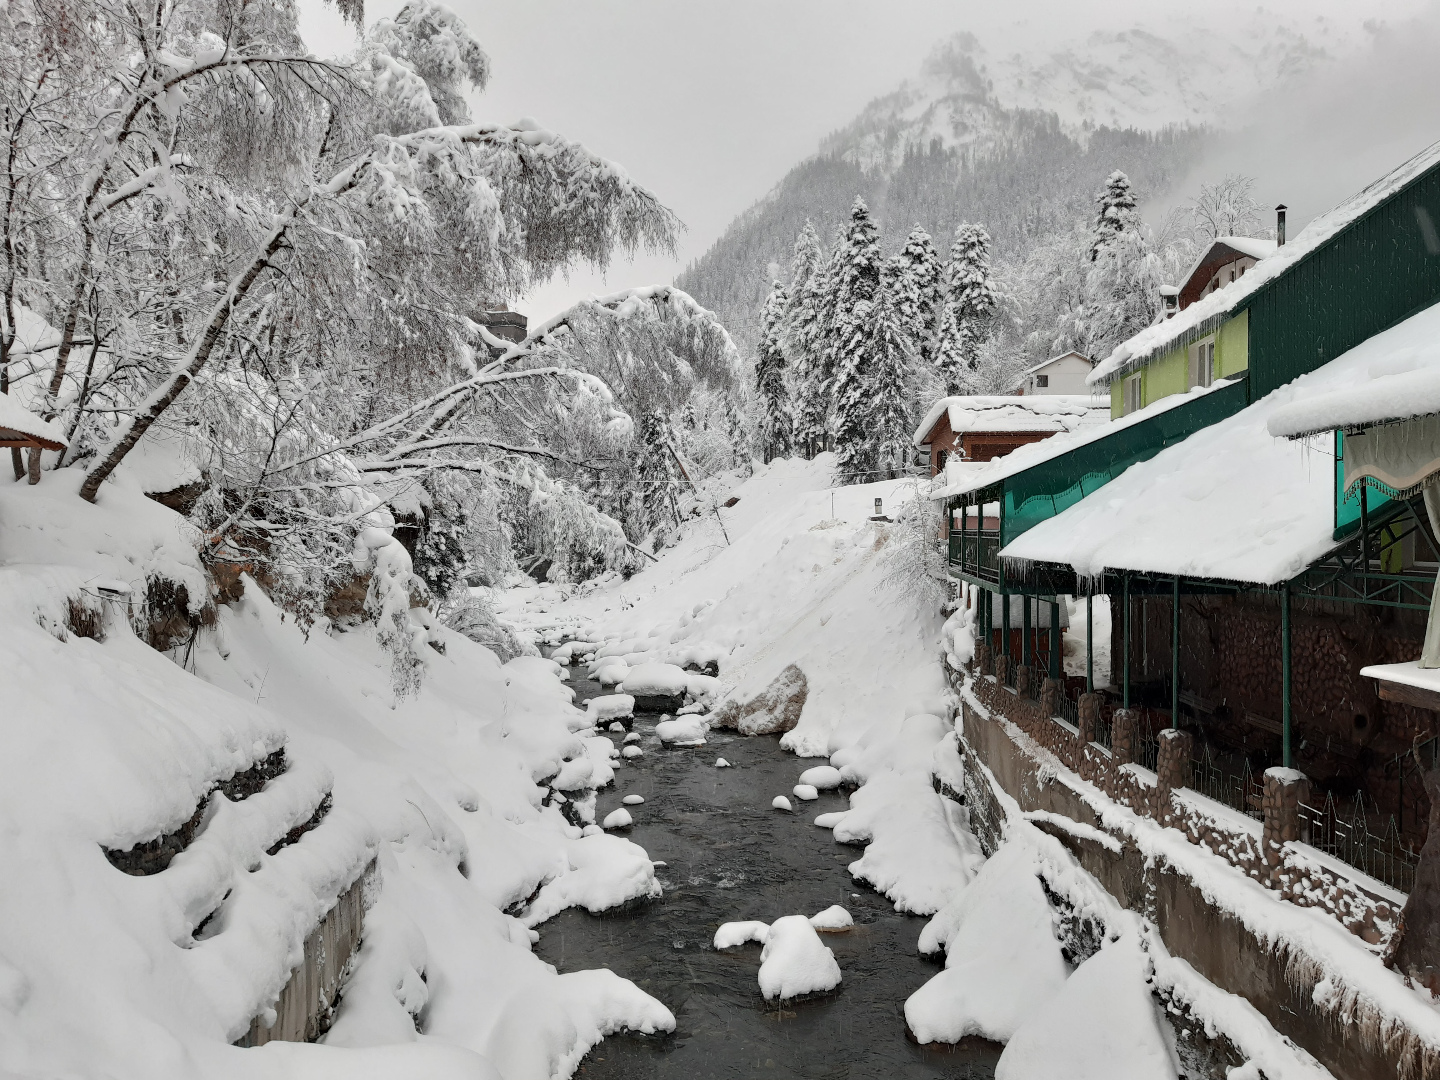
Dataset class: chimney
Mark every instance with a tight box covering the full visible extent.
[1159,284,1179,319]
[1275,204,1287,247]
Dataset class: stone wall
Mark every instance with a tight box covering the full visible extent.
[959,659,1401,946]
[1106,590,1438,837]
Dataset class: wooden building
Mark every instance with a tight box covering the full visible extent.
[912,395,1109,476]
[1014,351,1095,395]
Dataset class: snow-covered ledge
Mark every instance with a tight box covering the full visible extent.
[1362,660,1440,713]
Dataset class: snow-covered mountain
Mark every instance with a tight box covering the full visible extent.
[679,14,1377,351]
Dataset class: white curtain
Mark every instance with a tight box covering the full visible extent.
[1347,416,1440,667]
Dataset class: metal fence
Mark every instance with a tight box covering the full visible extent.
[1135,727,1160,773]
[1298,792,1418,894]
[1092,714,1113,751]
[1188,749,1262,818]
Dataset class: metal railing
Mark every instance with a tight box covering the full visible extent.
[1298,792,1418,894]
[1188,749,1262,818]
[1092,714,1113,751]
[947,530,1002,583]
[1135,727,1160,772]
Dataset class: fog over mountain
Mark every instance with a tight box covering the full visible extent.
[679,9,1438,352]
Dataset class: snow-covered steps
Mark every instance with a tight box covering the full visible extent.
[235,858,375,1045]
[104,747,289,875]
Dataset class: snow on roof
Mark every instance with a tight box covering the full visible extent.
[1267,317,1440,437]
[911,395,1108,447]
[929,378,1236,501]
[1020,351,1092,377]
[1217,235,1278,261]
[1089,138,1440,387]
[1174,235,1278,301]
[1004,298,1440,584]
[0,392,66,450]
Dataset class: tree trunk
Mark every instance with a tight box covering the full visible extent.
[1390,765,1440,994]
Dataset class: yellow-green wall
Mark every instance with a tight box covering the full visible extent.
[1216,309,1249,377]
[1143,345,1188,405]
[1108,310,1250,418]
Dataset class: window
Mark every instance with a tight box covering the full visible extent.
[1123,373,1142,415]
[1035,374,1049,388]
[1188,338,1215,389]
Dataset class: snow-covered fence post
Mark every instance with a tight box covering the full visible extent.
[1156,728,1193,819]
[1078,693,1101,745]
[1111,709,1137,766]
[1040,676,1060,721]
[1262,767,1310,883]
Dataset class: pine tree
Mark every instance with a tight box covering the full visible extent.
[638,413,677,534]
[892,225,942,371]
[1090,170,1139,261]
[868,261,917,478]
[935,222,997,394]
[1085,223,1162,361]
[786,222,829,457]
[833,261,914,484]
[755,279,793,463]
[826,197,883,466]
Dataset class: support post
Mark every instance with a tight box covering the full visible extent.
[1023,595,1032,670]
[1171,576,1180,730]
[1282,582,1293,769]
[1123,574,1131,710]
[1002,589,1011,666]
[1049,598,1061,680]
[1360,485,1371,573]
[1086,592,1094,693]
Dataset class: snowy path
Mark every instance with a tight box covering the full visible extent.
[532,670,1001,1078]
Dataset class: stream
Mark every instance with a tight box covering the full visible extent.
[536,663,1001,1079]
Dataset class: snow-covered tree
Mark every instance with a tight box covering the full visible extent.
[935,222,998,393]
[1186,174,1267,241]
[785,222,829,457]
[892,226,943,372]
[755,279,792,462]
[832,258,914,485]
[825,198,883,468]
[0,0,740,688]
[1090,170,1140,261]
[869,261,918,478]
[1083,224,1164,366]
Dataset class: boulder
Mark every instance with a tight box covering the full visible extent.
[710,664,808,736]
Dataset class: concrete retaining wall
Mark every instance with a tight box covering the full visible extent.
[958,679,1435,1080]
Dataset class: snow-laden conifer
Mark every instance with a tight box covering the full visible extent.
[869,260,918,478]
[756,280,793,462]
[825,199,883,465]
[935,222,997,393]
[1090,170,1139,261]
[892,226,943,371]
[785,223,829,457]
[833,258,913,484]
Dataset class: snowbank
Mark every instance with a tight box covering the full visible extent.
[619,662,688,696]
[655,715,707,747]
[997,936,1176,1080]
[904,842,1068,1043]
[757,915,842,1001]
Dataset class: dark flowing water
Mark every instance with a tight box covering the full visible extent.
[536,665,1000,1079]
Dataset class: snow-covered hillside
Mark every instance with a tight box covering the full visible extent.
[499,455,990,913]
[0,473,672,1079]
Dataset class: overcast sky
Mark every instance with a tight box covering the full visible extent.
[298,0,1437,320]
